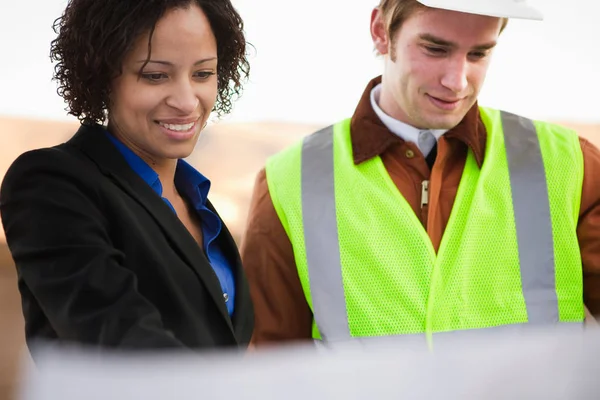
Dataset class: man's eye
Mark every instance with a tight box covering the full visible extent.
[425,46,446,55]
[469,51,488,60]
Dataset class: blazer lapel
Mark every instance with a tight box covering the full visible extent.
[207,200,254,342]
[67,124,234,333]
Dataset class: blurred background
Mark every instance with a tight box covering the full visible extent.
[1,0,599,398]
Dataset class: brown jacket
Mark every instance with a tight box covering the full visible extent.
[241,76,600,345]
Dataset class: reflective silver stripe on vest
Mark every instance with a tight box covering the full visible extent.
[301,112,558,341]
[301,126,351,341]
[502,111,558,324]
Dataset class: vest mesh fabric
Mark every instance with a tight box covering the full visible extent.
[333,119,435,336]
[266,107,584,340]
[533,119,584,321]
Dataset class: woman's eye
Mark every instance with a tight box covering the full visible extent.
[194,71,216,79]
[141,73,167,82]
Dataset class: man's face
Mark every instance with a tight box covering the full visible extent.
[371,7,504,129]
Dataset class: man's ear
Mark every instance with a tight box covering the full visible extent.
[370,8,390,55]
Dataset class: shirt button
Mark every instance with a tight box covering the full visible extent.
[223,293,229,302]
[405,149,415,159]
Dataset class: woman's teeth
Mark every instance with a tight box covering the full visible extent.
[159,122,195,131]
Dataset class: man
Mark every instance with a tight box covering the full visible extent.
[241,0,600,345]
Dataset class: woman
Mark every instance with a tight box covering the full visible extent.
[0,0,253,352]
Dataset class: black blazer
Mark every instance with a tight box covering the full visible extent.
[0,123,253,352]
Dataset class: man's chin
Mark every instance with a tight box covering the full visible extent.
[420,118,462,130]
[425,110,470,130]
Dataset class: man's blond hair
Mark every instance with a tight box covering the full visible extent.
[377,0,509,44]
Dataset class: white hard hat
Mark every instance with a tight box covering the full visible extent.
[417,0,543,20]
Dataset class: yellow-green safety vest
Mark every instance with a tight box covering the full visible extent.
[265,107,584,343]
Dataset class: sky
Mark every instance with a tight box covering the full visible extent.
[0,0,598,126]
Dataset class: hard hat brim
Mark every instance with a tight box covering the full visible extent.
[417,0,544,21]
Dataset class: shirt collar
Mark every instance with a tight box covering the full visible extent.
[105,131,211,205]
[369,83,448,144]
[350,76,487,167]
[175,159,211,207]
[105,131,162,193]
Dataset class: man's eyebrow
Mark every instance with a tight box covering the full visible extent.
[419,33,456,48]
[419,33,497,51]
[472,41,497,51]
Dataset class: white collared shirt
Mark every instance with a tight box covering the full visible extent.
[370,83,447,157]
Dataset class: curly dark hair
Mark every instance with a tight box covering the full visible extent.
[50,0,250,124]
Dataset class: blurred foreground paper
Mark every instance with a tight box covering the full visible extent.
[16,327,600,400]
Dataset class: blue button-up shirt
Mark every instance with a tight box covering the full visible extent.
[106,133,235,315]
